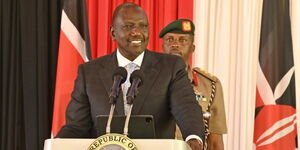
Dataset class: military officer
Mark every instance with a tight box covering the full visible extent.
[160,19,227,150]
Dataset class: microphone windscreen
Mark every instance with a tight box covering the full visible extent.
[112,67,127,83]
[130,70,144,86]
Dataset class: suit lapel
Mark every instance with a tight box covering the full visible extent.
[97,51,125,115]
[132,50,160,114]
[97,50,161,115]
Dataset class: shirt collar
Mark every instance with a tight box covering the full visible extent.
[116,48,144,67]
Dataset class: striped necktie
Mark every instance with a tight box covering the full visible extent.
[122,63,139,115]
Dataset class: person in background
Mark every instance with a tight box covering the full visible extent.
[160,18,227,150]
[56,3,205,150]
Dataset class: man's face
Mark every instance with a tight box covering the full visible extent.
[162,33,195,62]
[110,7,149,61]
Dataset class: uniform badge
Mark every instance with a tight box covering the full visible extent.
[196,94,207,101]
[182,21,191,32]
[194,91,207,102]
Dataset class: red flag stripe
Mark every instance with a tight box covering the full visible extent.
[254,105,297,149]
[51,31,85,136]
[255,88,264,108]
[257,114,296,146]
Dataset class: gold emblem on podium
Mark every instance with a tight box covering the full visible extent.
[87,133,138,150]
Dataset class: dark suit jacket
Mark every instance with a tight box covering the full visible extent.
[57,50,205,140]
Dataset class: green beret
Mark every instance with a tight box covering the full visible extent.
[159,19,195,38]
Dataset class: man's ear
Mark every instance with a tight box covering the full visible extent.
[192,44,195,53]
[110,26,116,40]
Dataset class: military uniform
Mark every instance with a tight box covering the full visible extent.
[159,18,227,147]
[175,66,227,141]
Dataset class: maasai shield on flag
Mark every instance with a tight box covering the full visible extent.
[254,0,297,149]
[51,0,91,137]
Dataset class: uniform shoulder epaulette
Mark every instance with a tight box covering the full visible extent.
[192,67,218,82]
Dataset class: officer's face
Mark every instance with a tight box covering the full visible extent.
[162,33,195,62]
[110,7,149,61]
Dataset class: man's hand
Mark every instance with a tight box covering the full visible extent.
[187,139,203,150]
[207,133,224,150]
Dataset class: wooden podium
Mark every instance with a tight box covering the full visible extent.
[44,138,192,150]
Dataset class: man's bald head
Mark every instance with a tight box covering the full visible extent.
[112,2,147,26]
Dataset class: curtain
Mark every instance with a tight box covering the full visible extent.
[1,0,62,150]
[290,0,300,147]
[193,0,300,149]
[193,0,263,149]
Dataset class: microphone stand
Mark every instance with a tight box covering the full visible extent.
[106,95,118,134]
[123,90,137,136]
[123,105,133,136]
[105,67,127,134]
[106,104,115,134]
[122,70,143,136]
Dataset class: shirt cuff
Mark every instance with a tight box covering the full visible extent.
[185,135,203,144]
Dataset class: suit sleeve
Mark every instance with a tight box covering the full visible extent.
[169,58,205,140]
[56,64,93,138]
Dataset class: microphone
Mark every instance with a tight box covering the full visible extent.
[126,70,144,104]
[123,70,144,136]
[109,67,127,104]
[106,67,127,134]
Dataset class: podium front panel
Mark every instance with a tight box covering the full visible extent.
[44,139,192,150]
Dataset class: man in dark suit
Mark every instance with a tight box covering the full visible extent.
[56,2,205,150]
